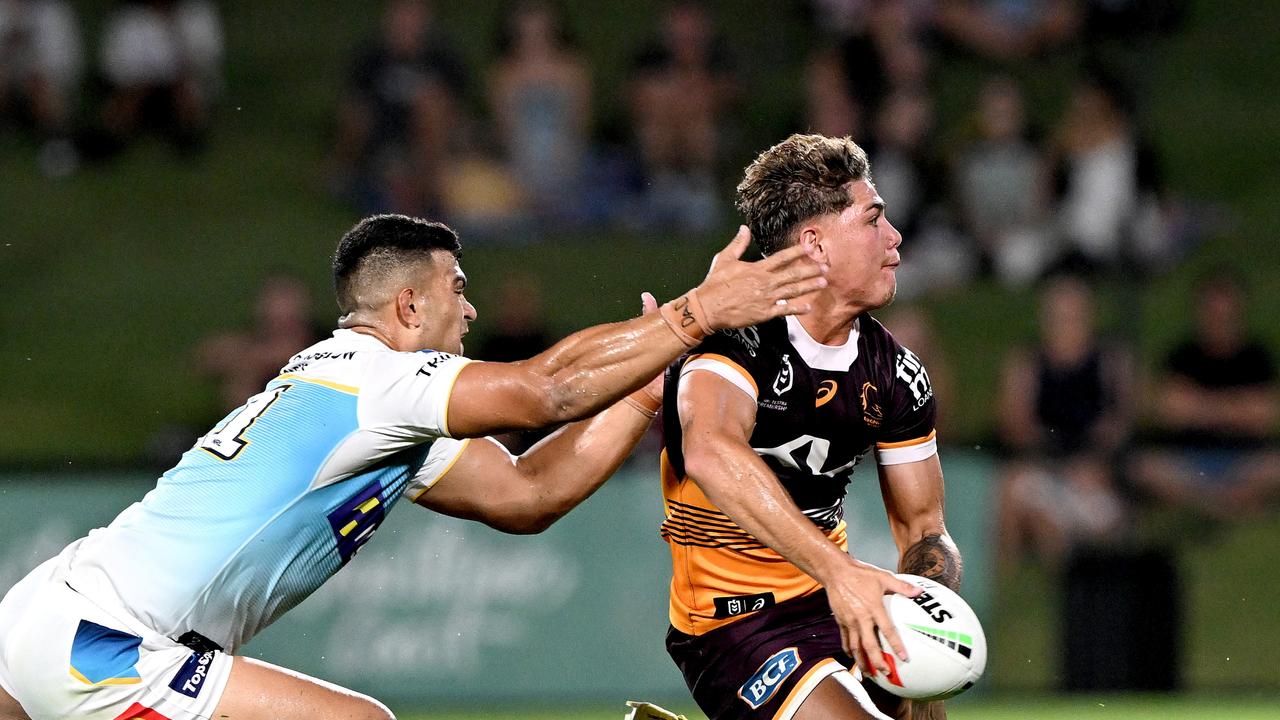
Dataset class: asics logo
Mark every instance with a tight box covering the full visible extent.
[815,380,838,408]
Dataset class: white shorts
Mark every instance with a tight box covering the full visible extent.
[0,552,234,720]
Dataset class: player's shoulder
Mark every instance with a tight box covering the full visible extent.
[278,329,374,376]
[699,317,787,362]
[275,329,463,393]
[859,313,914,366]
[858,313,899,350]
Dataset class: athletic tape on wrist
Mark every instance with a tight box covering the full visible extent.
[660,289,712,347]
[623,393,659,418]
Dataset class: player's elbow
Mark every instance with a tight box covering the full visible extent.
[682,439,729,487]
[485,507,564,535]
[479,487,571,535]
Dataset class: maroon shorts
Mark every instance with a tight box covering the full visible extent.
[666,590,854,720]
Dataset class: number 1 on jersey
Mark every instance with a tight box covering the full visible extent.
[199,385,290,460]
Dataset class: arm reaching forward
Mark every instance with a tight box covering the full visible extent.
[416,296,667,532]
[446,227,826,437]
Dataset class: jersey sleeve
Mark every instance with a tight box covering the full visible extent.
[676,328,765,402]
[359,350,473,439]
[875,345,938,465]
[403,437,473,502]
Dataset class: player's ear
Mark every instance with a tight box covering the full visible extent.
[395,287,420,328]
[798,227,825,262]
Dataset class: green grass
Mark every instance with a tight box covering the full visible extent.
[393,695,1280,720]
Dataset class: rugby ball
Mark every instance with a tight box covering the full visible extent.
[867,574,987,701]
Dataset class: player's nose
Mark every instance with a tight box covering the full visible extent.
[463,298,478,322]
[886,219,903,250]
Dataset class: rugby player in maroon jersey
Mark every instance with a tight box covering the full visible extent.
[659,134,961,720]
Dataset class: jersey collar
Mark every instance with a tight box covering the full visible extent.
[784,315,861,371]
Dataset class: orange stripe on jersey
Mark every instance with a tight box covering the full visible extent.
[685,353,759,396]
[875,429,937,449]
[660,450,847,636]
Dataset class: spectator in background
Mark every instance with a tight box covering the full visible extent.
[473,272,554,364]
[1047,73,1169,276]
[953,75,1052,286]
[807,0,932,122]
[626,0,738,232]
[801,44,862,139]
[0,0,82,176]
[867,84,937,237]
[91,0,222,156]
[329,0,468,218]
[995,274,1134,568]
[1131,272,1280,520]
[933,0,1081,62]
[475,273,556,453]
[871,83,974,295]
[878,303,956,436]
[195,272,325,413]
[489,1,592,228]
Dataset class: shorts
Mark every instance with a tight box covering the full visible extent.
[667,590,858,720]
[0,551,234,720]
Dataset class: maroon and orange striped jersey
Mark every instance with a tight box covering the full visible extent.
[659,313,937,635]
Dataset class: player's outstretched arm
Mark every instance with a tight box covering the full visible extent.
[416,297,666,533]
[677,370,921,679]
[414,384,656,533]
[444,227,827,438]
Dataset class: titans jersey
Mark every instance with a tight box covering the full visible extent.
[61,329,473,653]
[660,314,937,635]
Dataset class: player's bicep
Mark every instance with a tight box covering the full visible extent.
[444,360,557,438]
[676,366,759,492]
[677,366,757,446]
[877,454,946,551]
[411,436,529,524]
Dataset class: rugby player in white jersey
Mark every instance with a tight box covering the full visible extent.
[0,214,826,720]
[658,135,962,720]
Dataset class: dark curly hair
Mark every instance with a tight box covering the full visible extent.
[735,134,872,256]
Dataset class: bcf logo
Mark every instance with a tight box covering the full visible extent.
[738,647,801,709]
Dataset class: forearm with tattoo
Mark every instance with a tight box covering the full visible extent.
[899,533,963,591]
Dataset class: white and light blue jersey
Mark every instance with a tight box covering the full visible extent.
[61,329,473,653]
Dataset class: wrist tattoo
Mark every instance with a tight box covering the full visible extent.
[901,533,962,590]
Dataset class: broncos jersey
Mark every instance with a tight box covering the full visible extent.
[60,329,473,653]
[660,314,937,635]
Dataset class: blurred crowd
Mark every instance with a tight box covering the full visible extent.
[0,0,222,175]
[315,0,1200,290]
[8,2,1276,563]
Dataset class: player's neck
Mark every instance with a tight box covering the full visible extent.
[346,324,398,350]
[796,292,859,345]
